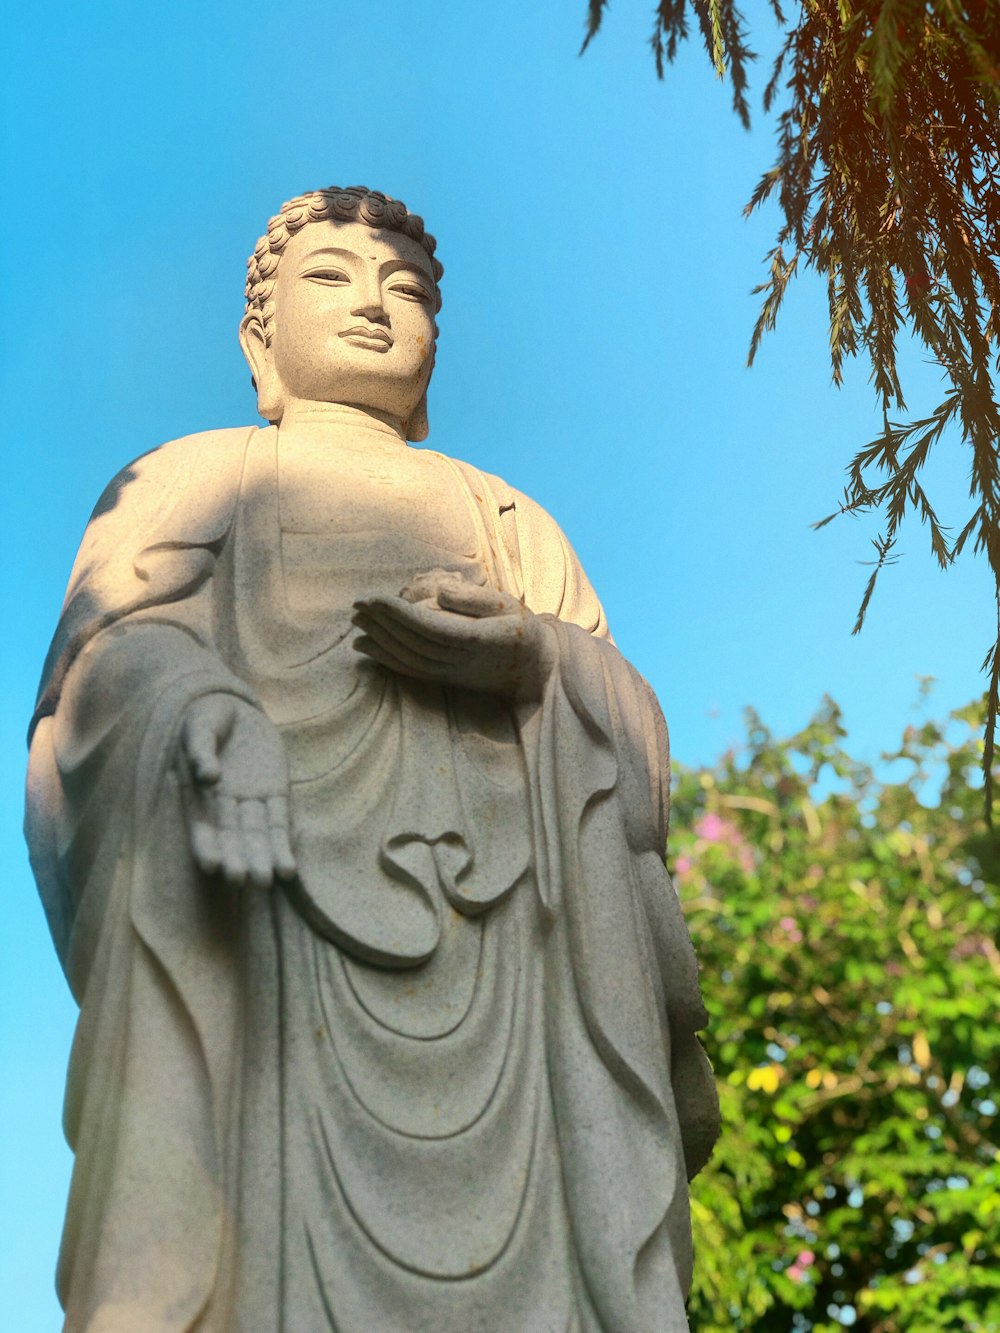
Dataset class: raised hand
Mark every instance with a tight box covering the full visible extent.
[177,693,297,889]
[351,569,556,700]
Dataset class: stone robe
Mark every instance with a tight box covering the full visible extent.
[26,423,720,1332]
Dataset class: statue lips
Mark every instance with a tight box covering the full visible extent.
[340,325,394,352]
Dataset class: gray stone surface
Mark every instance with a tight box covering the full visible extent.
[26,186,720,1331]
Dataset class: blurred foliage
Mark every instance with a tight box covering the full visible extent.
[671,695,1000,1330]
[582,1,1000,802]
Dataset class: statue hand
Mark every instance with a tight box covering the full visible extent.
[177,694,297,889]
[351,575,556,700]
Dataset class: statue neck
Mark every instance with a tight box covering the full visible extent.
[276,400,409,449]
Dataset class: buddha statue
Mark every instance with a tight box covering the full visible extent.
[26,186,719,1332]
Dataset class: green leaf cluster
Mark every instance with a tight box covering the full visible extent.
[671,696,1000,1330]
[581,2,1000,805]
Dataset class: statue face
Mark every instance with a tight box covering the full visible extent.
[258,219,438,425]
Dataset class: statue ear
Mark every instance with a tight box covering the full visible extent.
[239,313,285,423]
[405,389,429,443]
[405,340,435,442]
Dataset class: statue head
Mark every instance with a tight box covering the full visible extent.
[241,187,444,440]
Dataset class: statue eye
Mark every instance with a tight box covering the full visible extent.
[304,269,350,285]
[388,282,431,303]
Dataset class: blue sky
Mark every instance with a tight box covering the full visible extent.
[0,1,988,1325]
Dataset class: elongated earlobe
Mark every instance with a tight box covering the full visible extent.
[405,390,430,442]
[239,314,285,423]
[405,341,435,442]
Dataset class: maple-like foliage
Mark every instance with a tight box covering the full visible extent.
[671,696,1000,1330]
[582,1,1000,809]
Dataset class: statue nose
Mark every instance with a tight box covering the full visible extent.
[351,293,389,326]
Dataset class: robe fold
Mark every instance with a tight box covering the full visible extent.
[26,425,719,1332]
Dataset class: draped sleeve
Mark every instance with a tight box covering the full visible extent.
[24,428,255,1329]
[459,464,720,1329]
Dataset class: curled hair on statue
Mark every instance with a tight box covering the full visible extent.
[244,186,444,347]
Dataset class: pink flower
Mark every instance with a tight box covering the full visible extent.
[778,915,803,942]
[693,812,752,871]
[797,1250,815,1266]
[953,935,989,959]
[695,813,727,842]
[674,856,692,876]
[787,1264,805,1283]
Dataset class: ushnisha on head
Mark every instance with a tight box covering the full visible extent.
[241,187,444,440]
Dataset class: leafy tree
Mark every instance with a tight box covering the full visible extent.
[582,2,1000,801]
[672,695,1000,1330]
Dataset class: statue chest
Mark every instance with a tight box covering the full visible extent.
[276,442,481,615]
[226,428,497,719]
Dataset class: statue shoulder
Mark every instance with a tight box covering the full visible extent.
[74,425,259,592]
[31,426,259,738]
[451,460,552,531]
[447,458,566,555]
[450,459,609,638]
[88,425,257,533]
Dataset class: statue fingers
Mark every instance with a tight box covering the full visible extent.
[353,635,451,684]
[239,799,275,890]
[182,719,223,785]
[352,609,459,663]
[267,796,297,880]
[180,779,221,872]
[217,795,248,887]
[398,568,455,604]
[188,805,223,876]
[399,563,487,604]
[436,582,518,619]
[352,621,454,676]
[181,695,235,784]
[354,595,444,638]
[355,596,486,650]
